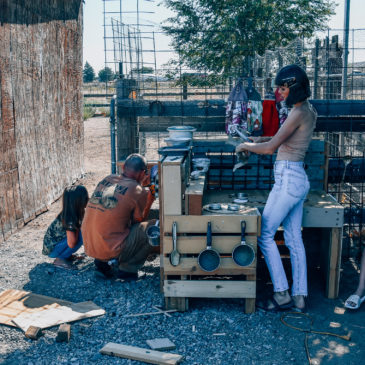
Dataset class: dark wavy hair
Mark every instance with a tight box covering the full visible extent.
[275,64,311,107]
[60,185,89,230]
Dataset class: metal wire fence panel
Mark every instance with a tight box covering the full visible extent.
[100,0,365,261]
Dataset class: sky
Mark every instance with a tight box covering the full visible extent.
[83,0,365,73]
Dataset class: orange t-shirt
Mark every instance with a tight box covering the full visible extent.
[82,174,152,260]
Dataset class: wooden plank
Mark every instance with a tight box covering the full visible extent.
[135,108,365,133]
[100,342,183,365]
[326,227,343,299]
[161,158,183,215]
[245,275,256,314]
[202,190,343,228]
[163,212,259,234]
[164,280,256,298]
[163,257,256,275]
[118,99,365,118]
[163,235,257,254]
[164,297,189,312]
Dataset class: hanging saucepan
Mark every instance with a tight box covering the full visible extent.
[146,220,160,247]
[232,221,255,267]
[198,221,220,272]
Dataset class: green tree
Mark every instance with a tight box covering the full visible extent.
[98,67,115,82]
[162,0,335,78]
[83,61,95,83]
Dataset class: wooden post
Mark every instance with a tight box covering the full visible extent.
[321,227,343,299]
[245,275,256,314]
[116,78,139,161]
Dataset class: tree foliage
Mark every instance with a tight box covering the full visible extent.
[98,67,115,82]
[83,61,95,83]
[162,0,336,77]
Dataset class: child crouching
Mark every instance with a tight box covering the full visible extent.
[42,185,89,269]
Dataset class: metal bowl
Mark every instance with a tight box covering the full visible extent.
[209,203,222,210]
[233,198,248,204]
[167,126,196,139]
[164,137,192,147]
[227,203,240,211]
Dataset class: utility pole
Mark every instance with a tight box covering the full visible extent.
[341,0,350,99]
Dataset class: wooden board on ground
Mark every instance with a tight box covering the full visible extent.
[0,289,105,331]
[100,342,183,365]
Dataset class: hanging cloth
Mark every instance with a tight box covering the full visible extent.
[262,100,279,136]
[245,86,263,136]
[225,80,248,135]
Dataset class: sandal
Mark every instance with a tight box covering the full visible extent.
[292,296,308,313]
[257,296,294,312]
[344,294,365,310]
[52,258,75,270]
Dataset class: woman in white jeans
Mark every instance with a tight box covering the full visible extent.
[236,65,317,312]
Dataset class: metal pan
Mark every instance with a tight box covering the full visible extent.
[198,222,220,272]
[232,221,255,267]
[146,220,160,247]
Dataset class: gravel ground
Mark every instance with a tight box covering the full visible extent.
[0,117,364,365]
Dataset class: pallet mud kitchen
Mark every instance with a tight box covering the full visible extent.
[158,131,344,313]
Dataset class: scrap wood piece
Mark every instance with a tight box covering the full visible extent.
[56,323,71,343]
[25,326,43,340]
[100,342,183,365]
[124,305,177,318]
[0,289,72,328]
[146,338,176,351]
[12,301,105,332]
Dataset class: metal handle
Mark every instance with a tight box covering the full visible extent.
[240,220,246,244]
[172,222,177,250]
[207,221,212,248]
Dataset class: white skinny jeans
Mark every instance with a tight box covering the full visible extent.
[258,160,310,296]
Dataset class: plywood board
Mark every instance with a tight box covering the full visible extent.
[203,190,343,228]
[100,342,183,365]
[163,235,257,254]
[163,212,260,234]
[164,280,256,298]
[163,257,256,276]
[162,164,182,215]
[0,289,104,331]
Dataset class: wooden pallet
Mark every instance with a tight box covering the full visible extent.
[161,212,260,314]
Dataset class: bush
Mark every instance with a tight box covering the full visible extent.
[99,107,110,117]
[83,106,96,120]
